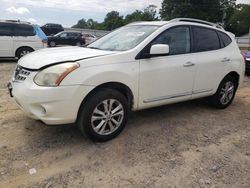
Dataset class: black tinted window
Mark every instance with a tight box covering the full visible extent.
[0,23,13,36]
[218,31,232,47]
[193,27,220,52]
[68,33,79,37]
[14,24,35,36]
[152,26,191,55]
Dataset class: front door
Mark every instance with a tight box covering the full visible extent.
[138,26,196,109]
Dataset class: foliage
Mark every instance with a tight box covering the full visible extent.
[160,0,231,23]
[72,5,158,30]
[72,1,249,37]
[226,4,250,36]
[103,11,124,31]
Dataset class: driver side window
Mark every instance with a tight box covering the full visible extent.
[152,26,191,55]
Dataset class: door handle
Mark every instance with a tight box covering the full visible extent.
[221,57,230,62]
[183,62,195,67]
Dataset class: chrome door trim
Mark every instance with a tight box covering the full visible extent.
[143,91,192,103]
[143,88,213,104]
[192,88,213,94]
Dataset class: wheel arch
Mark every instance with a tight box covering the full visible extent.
[78,82,134,116]
[224,71,240,87]
[15,46,34,57]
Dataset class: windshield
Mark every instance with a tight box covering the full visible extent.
[54,31,64,37]
[88,25,159,51]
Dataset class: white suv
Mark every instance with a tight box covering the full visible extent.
[0,20,47,59]
[9,18,245,141]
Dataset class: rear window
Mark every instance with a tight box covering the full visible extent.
[0,23,13,36]
[14,24,35,36]
[218,31,232,48]
[193,27,220,52]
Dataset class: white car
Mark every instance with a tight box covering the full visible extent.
[9,18,245,141]
[0,20,47,59]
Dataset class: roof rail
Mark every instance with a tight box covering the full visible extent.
[171,18,224,30]
[0,19,31,24]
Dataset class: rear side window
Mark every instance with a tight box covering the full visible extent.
[218,31,232,47]
[0,23,13,36]
[193,27,220,52]
[14,24,35,36]
[152,26,191,55]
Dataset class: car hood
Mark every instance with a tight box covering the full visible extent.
[18,47,116,69]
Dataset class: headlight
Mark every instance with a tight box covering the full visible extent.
[34,63,80,86]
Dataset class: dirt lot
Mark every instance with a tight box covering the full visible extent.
[0,61,249,188]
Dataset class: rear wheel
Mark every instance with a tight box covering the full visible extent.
[209,75,238,109]
[77,89,129,142]
[16,47,34,59]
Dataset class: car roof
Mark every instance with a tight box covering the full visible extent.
[129,18,225,31]
[128,21,169,26]
[0,20,32,25]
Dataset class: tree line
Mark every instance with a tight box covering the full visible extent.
[72,1,250,36]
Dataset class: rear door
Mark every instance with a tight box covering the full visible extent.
[191,26,231,98]
[0,23,14,57]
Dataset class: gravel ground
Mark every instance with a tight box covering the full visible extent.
[0,61,249,188]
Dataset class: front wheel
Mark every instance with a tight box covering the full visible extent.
[16,47,34,59]
[77,89,129,142]
[49,41,56,47]
[208,75,238,109]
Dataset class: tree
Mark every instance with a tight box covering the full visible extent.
[124,10,144,24]
[141,5,159,21]
[72,18,103,29]
[226,4,250,36]
[160,0,236,23]
[124,5,159,24]
[86,19,99,29]
[103,11,124,31]
[72,18,88,29]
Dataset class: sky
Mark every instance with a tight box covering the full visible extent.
[0,0,249,27]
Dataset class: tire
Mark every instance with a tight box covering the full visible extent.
[208,75,238,109]
[77,89,129,142]
[49,41,56,47]
[16,47,34,59]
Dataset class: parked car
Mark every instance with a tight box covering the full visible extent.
[41,23,64,36]
[9,18,245,141]
[245,49,250,75]
[82,33,97,44]
[0,20,47,59]
[47,31,85,47]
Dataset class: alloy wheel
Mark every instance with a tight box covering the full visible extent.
[219,81,234,105]
[20,50,30,57]
[91,99,124,136]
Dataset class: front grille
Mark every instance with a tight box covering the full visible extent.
[13,65,31,82]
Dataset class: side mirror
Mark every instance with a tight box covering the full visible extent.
[150,44,169,56]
